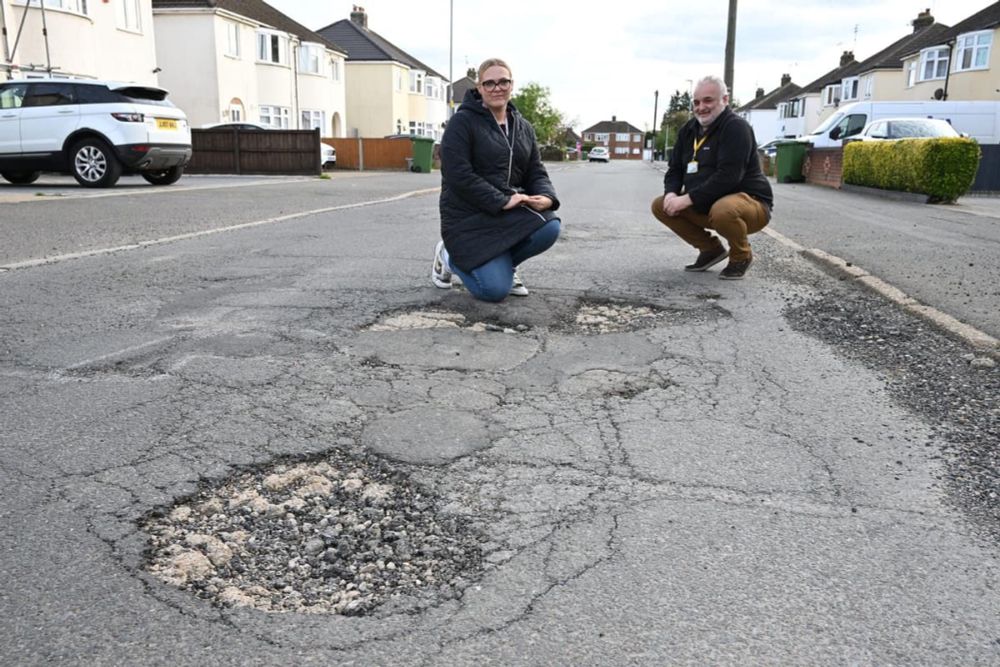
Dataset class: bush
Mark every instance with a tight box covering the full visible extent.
[540,145,565,161]
[843,137,981,203]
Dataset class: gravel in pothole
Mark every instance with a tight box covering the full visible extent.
[144,449,485,615]
[571,301,680,334]
[366,310,529,334]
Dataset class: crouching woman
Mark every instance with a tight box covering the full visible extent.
[431,57,561,301]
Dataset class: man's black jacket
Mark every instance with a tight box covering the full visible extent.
[664,107,772,214]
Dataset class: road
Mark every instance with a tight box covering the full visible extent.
[1,163,998,665]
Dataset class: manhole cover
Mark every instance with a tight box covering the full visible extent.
[144,449,484,615]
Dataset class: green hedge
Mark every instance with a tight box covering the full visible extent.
[842,137,981,203]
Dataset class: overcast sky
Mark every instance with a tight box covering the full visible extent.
[267,0,992,132]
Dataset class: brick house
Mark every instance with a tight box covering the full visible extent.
[581,116,644,160]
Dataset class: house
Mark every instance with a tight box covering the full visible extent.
[450,67,477,111]
[736,74,801,145]
[151,0,347,135]
[557,126,582,149]
[581,116,644,160]
[316,6,448,140]
[1,0,159,84]
[775,51,860,138]
[898,1,1000,102]
[851,10,950,102]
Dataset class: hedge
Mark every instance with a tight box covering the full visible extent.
[842,137,981,203]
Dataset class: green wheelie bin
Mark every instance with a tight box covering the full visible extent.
[410,136,435,172]
[775,141,808,183]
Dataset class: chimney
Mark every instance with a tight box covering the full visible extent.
[840,50,855,66]
[350,5,368,29]
[780,73,791,86]
[466,67,476,80]
[611,115,616,123]
[912,8,934,32]
[755,87,765,99]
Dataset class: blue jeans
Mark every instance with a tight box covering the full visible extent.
[451,218,561,302]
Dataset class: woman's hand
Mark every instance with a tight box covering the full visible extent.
[524,195,553,211]
[503,193,531,210]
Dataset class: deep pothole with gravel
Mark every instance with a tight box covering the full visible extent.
[144,448,485,615]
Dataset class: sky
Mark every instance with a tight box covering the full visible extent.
[266,0,992,132]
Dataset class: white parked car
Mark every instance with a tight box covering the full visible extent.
[202,122,336,168]
[854,117,962,141]
[0,78,191,187]
[588,146,610,162]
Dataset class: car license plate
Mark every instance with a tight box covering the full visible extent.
[156,118,178,130]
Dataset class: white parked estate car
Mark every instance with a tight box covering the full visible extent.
[202,122,336,169]
[588,146,610,162]
[0,78,191,188]
[854,117,962,141]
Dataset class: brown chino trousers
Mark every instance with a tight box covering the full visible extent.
[650,193,769,262]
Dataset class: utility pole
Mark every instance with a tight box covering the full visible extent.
[724,0,737,97]
[651,90,658,161]
[447,0,454,117]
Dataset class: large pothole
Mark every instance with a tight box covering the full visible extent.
[144,448,485,615]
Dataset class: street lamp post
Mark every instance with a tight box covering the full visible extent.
[651,89,658,162]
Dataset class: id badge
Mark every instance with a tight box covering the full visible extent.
[686,161,699,174]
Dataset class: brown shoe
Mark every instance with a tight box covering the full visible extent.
[719,257,752,280]
[684,246,728,272]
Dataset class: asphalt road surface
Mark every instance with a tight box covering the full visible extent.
[1,163,998,665]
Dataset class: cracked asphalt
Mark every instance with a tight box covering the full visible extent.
[1,164,998,665]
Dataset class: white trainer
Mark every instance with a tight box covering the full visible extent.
[432,240,452,289]
[510,269,529,296]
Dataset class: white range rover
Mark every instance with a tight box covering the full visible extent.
[0,78,192,188]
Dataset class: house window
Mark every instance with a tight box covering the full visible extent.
[116,0,140,31]
[301,109,325,131]
[16,0,87,13]
[425,77,438,100]
[615,132,629,142]
[259,105,290,128]
[257,31,287,65]
[229,104,243,122]
[330,60,340,81]
[841,77,859,102]
[632,134,641,142]
[632,147,640,154]
[225,22,240,57]
[409,71,424,93]
[919,47,949,80]
[863,76,873,99]
[298,44,322,74]
[823,85,839,106]
[955,31,992,71]
[614,146,629,155]
[906,61,917,87]
[595,133,609,143]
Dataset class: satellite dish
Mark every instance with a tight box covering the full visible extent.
[933,88,945,100]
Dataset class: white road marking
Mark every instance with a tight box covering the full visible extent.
[66,336,176,370]
[0,187,441,272]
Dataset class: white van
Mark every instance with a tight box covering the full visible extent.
[799,100,1000,147]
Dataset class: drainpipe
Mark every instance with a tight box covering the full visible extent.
[941,38,955,101]
[0,0,12,79]
[292,41,300,128]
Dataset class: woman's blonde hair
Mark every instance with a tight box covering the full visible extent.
[477,58,512,82]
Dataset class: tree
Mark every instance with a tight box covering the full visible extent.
[512,82,564,146]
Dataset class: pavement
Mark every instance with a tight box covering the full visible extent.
[1,162,998,665]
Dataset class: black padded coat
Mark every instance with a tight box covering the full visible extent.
[439,88,560,273]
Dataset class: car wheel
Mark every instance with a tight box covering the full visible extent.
[141,166,184,186]
[1,170,41,185]
[71,138,122,188]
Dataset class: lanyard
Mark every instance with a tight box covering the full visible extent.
[693,133,708,155]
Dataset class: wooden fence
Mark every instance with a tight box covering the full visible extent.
[323,137,414,171]
[187,128,321,175]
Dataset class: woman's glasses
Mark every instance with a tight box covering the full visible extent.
[480,78,513,92]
